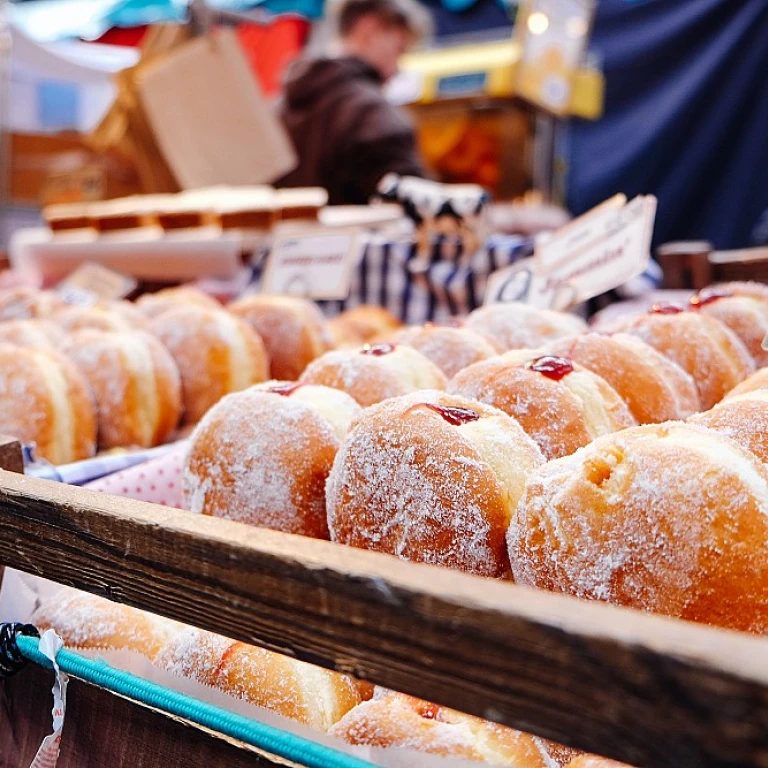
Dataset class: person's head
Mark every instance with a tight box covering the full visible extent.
[334,0,432,81]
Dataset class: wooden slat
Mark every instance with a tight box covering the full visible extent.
[2,470,768,767]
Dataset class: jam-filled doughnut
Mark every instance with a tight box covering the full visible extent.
[608,306,754,409]
[228,295,333,380]
[184,383,361,537]
[0,343,96,463]
[393,324,499,379]
[690,288,768,366]
[724,367,768,400]
[464,303,586,351]
[689,390,768,467]
[55,302,149,334]
[0,287,66,321]
[64,329,182,449]
[299,343,447,407]
[135,286,221,319]
[546,333,700,424]
[327,390,544,576]
[151,306,269,424]
[710,280,768,303]
[329,692,576,766]
[509,422,768,633]
[0,319,65,349]
[449,353,635,460]
[328,305,402,348]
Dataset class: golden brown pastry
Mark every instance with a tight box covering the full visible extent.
[0,287,66,322]
[184,383,361,537]
[449,353,636,460]
[135,286,221,319]
[724,367,768,400]
[327,390,544,576]
[54,302,149,334]
[228,295,333,380]
[299,343,447,407]
[328,306,403,348]
[545,333,700,424]
[509,422,768,633]
[150,306,269,424]
[0,319,65,349]
[710,280,768,303]
[0,343,96,463]
[64,330,182,449]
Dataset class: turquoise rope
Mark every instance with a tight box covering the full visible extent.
[16,635,375,768]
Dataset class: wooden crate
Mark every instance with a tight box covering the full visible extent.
[1,440,767,768]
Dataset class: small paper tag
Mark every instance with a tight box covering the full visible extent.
[262,225,361,300]
[57,263,138,306]
[29,629,68,768]
[485,194,656,309]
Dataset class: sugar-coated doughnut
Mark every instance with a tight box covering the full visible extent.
[54,302,148,334]
[156,625,362,730]
[689,390,768,467]
[710,280,768,303]
[567,757,633,768]
[724,367,768,400]
[299,343,447,407]
[328,305,402,348]
[34,589,178,659]
[0,287,66,321]
[151,306,269,424]
[64,330,182,449]
[608,307,754,409]
[327,390,544,576]
[329,692,574,766]
[545,333,700,424]
[449,353,635,460]
[690,288,768,366]
[0,319,65,349]
[0,343,96,463]
[509,422,768,633]
[464,303,587,351]
[228,295,333,380]
[393,324,499,379]
[184,383,361,537]
[135,286,221,319]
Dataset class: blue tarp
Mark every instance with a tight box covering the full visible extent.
[567,0,768,249]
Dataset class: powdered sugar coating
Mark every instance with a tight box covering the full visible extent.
[725,367,768,400]
[136,286,221,319]
[0,319,65,349]
[327,390,544,576]
[465,303,587,351]
[607,310,754,409]
[509,422,768,633]
[184,387,343,537]
[300,345,447,407]
[0,287,65,321]
[694,295,768,367]
[394,325,499,379]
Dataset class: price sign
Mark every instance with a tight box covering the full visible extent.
[262,226,362,300]
[57,262,137,306]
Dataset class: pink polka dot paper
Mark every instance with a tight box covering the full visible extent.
[85,443,188,509]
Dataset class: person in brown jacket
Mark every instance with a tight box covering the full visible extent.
[277,0,431,205]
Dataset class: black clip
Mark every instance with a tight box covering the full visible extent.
[0,623,40,679]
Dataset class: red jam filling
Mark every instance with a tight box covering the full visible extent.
[413,403,481,425]
[689,288,734,309]
[419,703,441,720]
[650,303,684,315]
[361,342,396,356]
[267,382,304,396]
[526,355,574,381]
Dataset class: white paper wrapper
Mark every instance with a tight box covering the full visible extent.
[0,574,519,768]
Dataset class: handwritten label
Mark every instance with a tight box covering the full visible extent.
[57,262,137,306]
[262,226,361,300]
[486,194,656,309]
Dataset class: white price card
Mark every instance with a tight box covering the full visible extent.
[262,226,362,300]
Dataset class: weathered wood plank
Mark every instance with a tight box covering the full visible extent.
[1,470,768,767]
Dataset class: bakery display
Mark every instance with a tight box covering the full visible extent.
[0,318,65,349]
[184,383,361,537]
[393,324,499,379]
[464,302,586,351]
[689,288,768,366]
[545,333,700,424]
[689,390,768,466]
[327,306,403,349]
[0,343,96,463]
[228,295,333,380]
[724,367,768,399]
[0,287,66,322]
[509,422,768,633]
[151,306,269,424]
[64,329,182,449]
[329,691,574,766]
[299,343,447,407]
[449,353,635,460]
[608,306,754,409]
[135,286,221,319]
[327,390,544,576]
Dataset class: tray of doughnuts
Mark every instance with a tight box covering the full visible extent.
[3,281,768,767]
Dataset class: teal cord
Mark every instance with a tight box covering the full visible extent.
[16,635,375,768]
